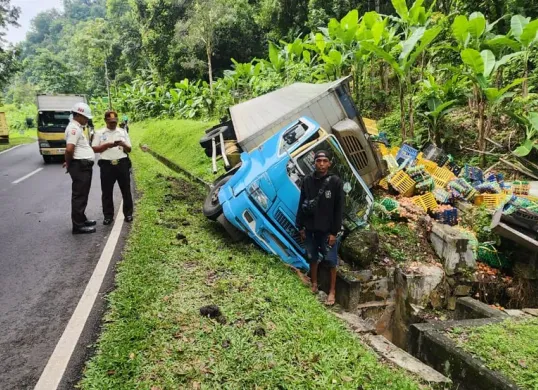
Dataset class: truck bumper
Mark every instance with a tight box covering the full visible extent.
[41,148,66,156]
[221,192,309,271]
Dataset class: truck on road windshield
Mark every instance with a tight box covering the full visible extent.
[200,78,382,270]
[37,94,93,163]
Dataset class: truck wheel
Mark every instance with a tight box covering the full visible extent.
[203,175,232,220]
[199,124,233,149]
[217,214,245,242]
[43,155,53,164]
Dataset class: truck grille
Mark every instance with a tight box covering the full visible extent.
[275,209,303,248]
[340,135,369,170]
[48,140,66,148]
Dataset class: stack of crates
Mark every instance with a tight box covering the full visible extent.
[415,157,438,174]
[433,187,451,204]
[432,166,457,189]
[513,181,530,196]
[388,171,416,197]
[380,197,399,212]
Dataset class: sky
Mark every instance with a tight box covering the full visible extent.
[4,0,63,44]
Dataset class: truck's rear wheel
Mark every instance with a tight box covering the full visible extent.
[43,155,53,164]
[203,175,232,221]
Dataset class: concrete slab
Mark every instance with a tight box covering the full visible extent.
[523,308,538,317]
[364,335,452,385]
[334,311,375,333]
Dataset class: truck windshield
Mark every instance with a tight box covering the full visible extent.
[38,111,71,132]
[294,135,371,230]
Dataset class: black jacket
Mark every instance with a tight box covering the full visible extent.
[296,172,344,235]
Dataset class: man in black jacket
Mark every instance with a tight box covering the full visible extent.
[296,150,344,305]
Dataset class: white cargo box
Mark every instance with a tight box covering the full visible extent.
[230,77,353,152]
[36,94,87,111]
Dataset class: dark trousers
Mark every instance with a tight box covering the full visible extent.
[69,159,94,229]
[99,158,133,219]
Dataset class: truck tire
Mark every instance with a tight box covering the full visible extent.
[203,175,232,221]
[199,124,233,149]
[43,155,53,164]
[217,214,245,242]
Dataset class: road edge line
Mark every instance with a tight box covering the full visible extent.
[0,144,23,156]
[34,202,125,390]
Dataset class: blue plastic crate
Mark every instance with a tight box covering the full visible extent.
[433,208,458,226]
[395,144,419,164]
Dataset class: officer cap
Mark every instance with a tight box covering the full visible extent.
[105,110,119,122]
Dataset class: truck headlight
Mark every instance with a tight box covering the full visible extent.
[247,182,269,210]
[39,141,50,148]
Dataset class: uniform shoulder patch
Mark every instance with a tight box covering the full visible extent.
[71,129,77,135]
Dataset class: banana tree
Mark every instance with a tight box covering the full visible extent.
[362,25,442,140]
[460,48,524,166]
[512,112,538,157]
[509,15,538,97]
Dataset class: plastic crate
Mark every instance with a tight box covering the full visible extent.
[416,158,438,174]
[463,165,484,183]
[433,187,451,204]
[380,197,399,212]
[388,171,416,197]
[433,207,458,226]
[390,146,400,156]
[432,166,456,189]
[474,194,508,209]
[396,144,419,164]
[377,143,390,156]
[513,181,530,196]
[412,192,438,212]
[378,177,389,190]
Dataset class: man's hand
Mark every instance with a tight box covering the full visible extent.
[299,229,306,242]
[328,234,337,247]
[62,161,68,169]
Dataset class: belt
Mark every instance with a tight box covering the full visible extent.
[99,158,127,166]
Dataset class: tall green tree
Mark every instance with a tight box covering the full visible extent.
[0,0,21,91]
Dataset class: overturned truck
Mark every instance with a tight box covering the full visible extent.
[199,77,385,270]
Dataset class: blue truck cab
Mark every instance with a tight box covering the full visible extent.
[213,117,374,270]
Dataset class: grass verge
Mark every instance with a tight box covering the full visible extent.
[448,318,538,389]
[80,121,423,389]
[134,119,219,183]
[0,129,37,152]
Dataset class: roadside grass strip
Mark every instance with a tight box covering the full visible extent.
[80,131,422,389]
[448,318,538,390]
[0,129,37,152]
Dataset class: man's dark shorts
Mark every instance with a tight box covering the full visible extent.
[305,231,339,268]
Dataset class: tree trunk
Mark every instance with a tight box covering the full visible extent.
[370,57,375,98]
[523,58,529,98]
[477,100,486,167]
[408,92,414,140]
[399,80,406,141]
[206,42,213,95]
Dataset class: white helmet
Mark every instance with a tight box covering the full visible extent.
[71,102,93,119]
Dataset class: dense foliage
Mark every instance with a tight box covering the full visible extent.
[2,0,538,163]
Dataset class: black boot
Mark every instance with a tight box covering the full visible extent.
[84,220,97,226]
[73,226,97,234]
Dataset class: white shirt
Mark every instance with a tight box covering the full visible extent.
[92,127,131,160]
[65,120,95,160]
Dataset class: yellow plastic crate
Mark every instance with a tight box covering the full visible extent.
[520,194,538,203]
[416,158,438,174]
[474,194,508,209]
[390,146,399,156]
[378,177,389,190]
[432,166,456,189]
[363,118,379,135]
[513,182,530,196]
[388,171,416,197]
[412,192,438,212]
[378,143,389,156]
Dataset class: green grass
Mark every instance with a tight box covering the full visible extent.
[134,119,220,183]
[0,129,37,152]
[80,120,424,389]
[448,318,538,389]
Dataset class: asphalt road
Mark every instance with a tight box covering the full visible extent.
[0,142,125,390]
